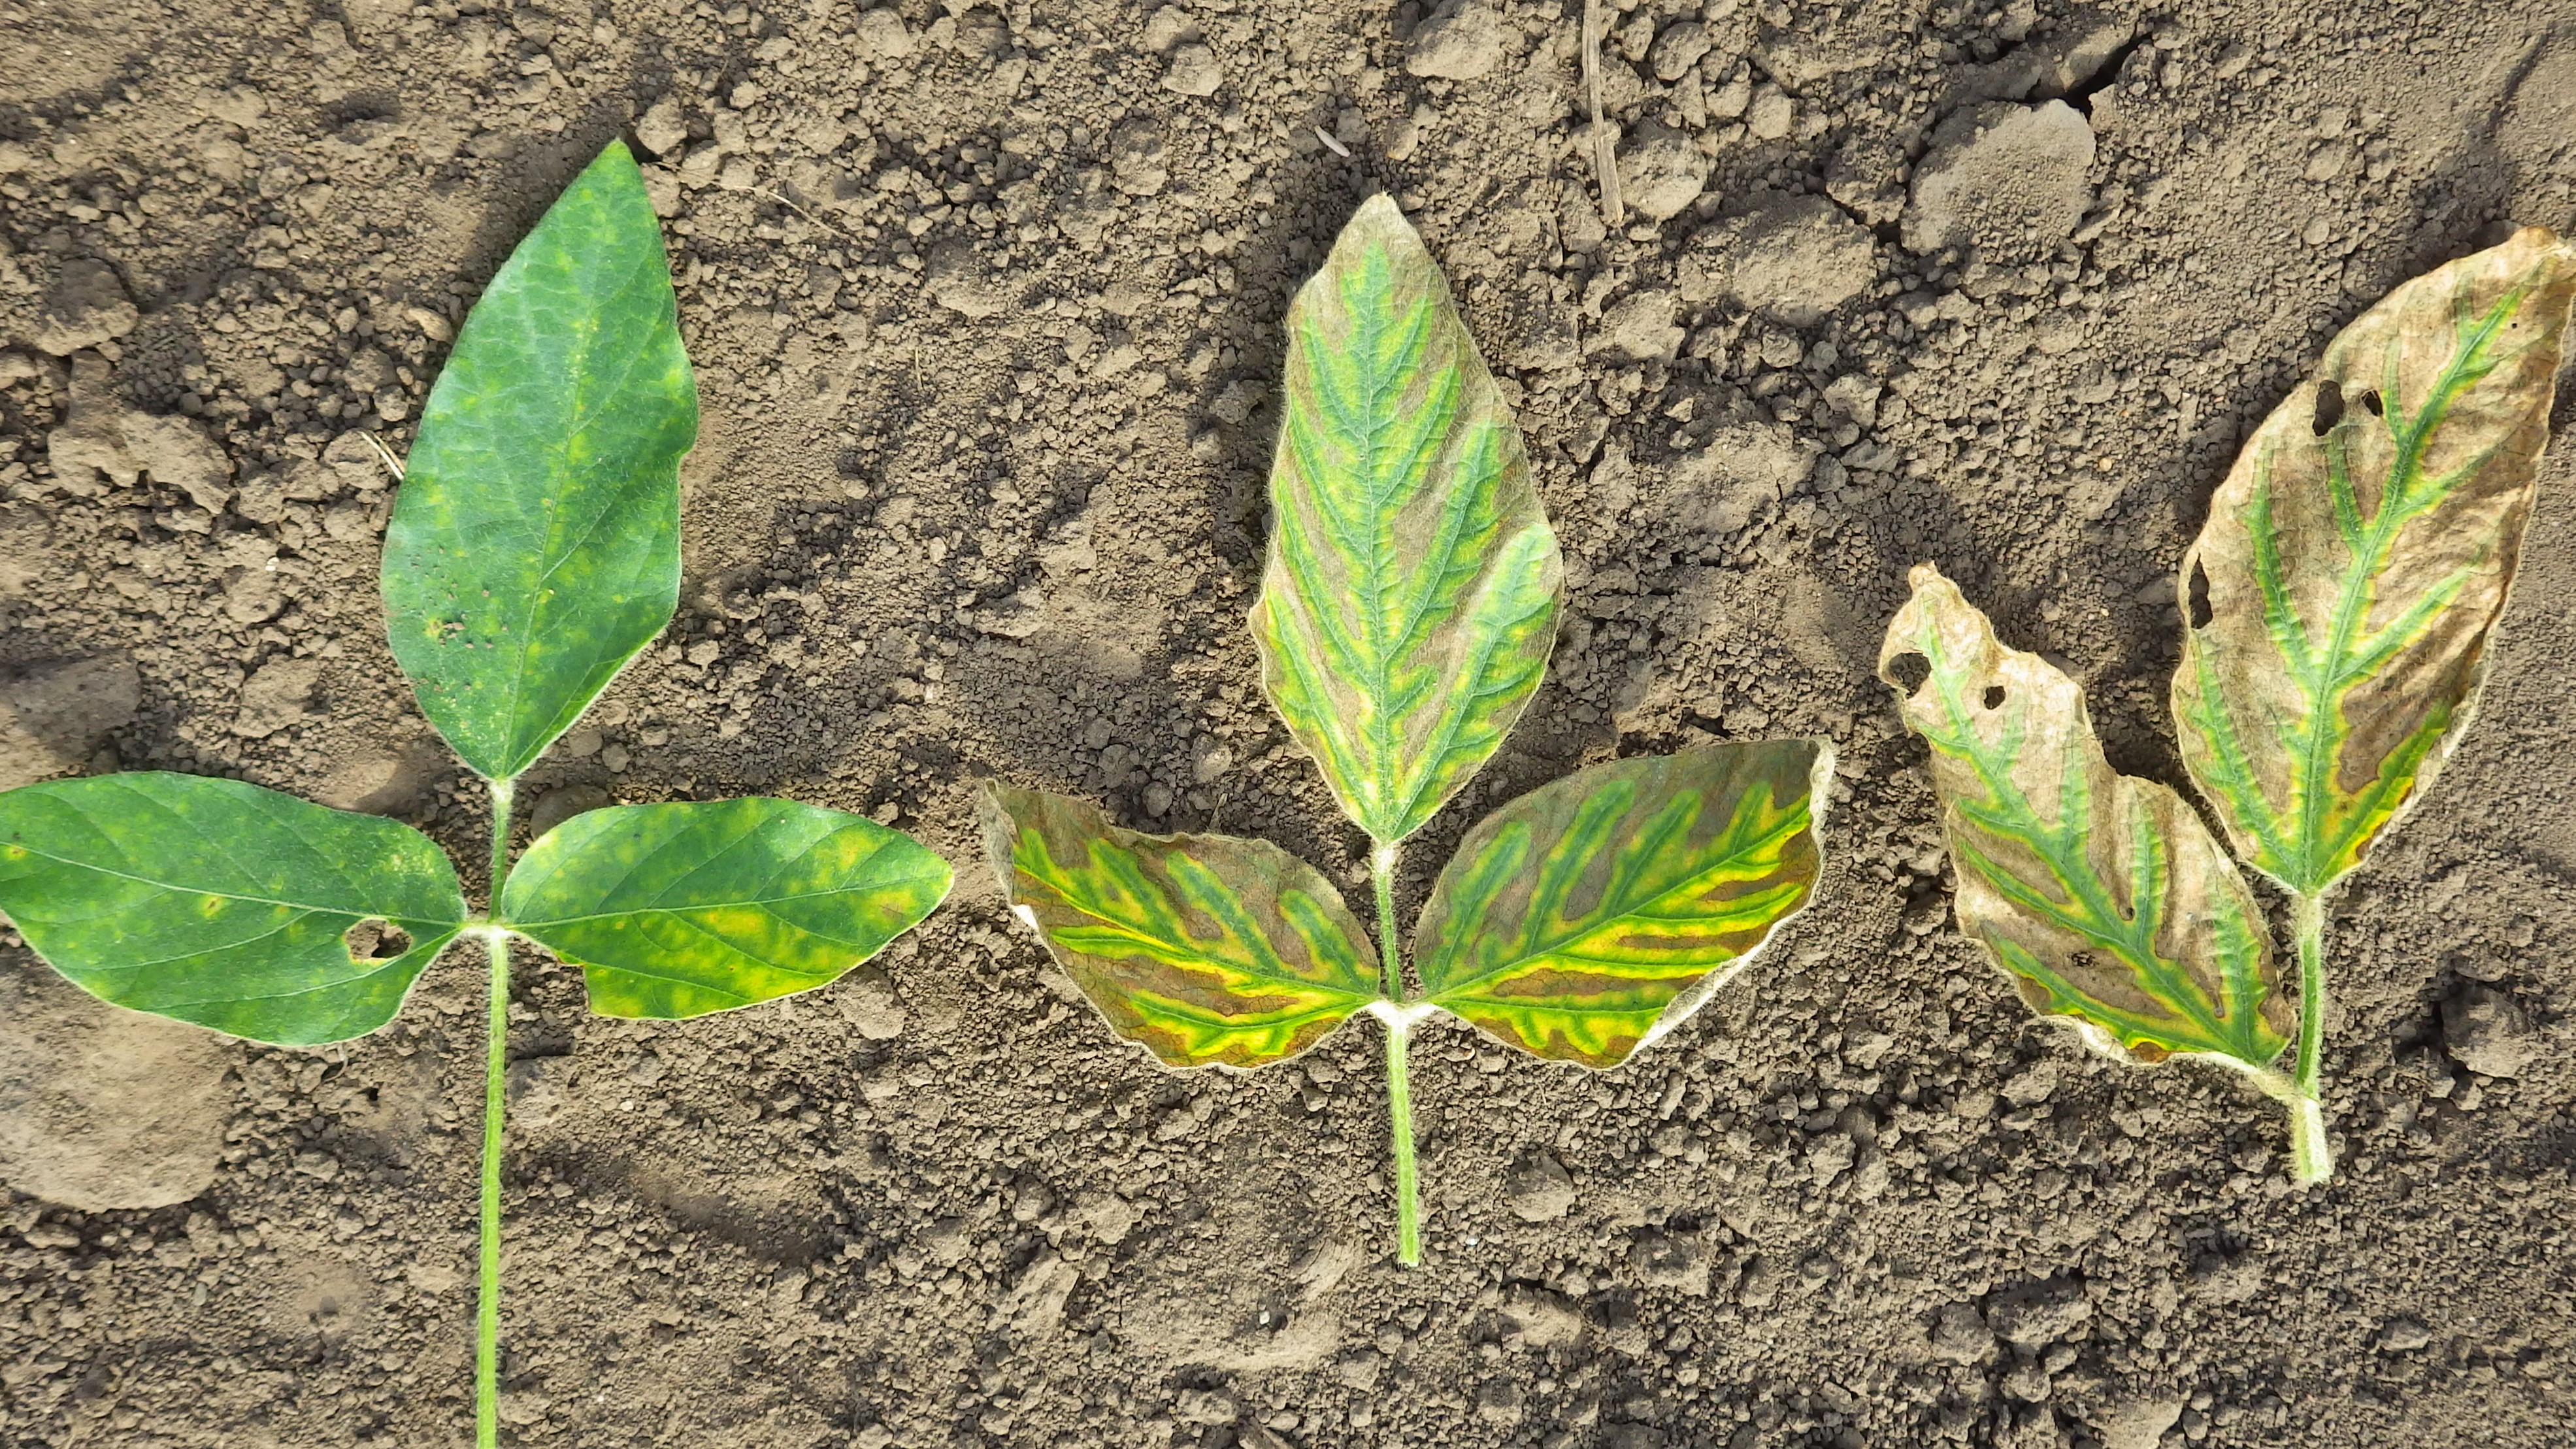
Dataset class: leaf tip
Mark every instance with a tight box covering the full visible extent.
[1349,190,1410,233]
[1328,191,1430,275]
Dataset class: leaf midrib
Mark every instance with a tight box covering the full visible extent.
[2277,284,2523,893]
[1,839,451,924]
[507,879,925,930]
[491,241,676,772]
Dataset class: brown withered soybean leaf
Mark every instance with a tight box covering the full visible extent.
[2173,227,2576,898]
[1881,566,2293,1071]
[978,783,1381,1069]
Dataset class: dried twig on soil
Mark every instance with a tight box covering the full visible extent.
[1583,0,1623,227]
[755,186,863,244]
[357,428,405,482]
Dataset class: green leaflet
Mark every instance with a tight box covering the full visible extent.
[1881,567,2293,1071]
[1249,194,1564,845]
[501,799,951,1020]
[1413,743,1827,1068]
[0,773,466,1046]
[978,783,1380,1069]
[382,139,697,783]
[2173,227,2576,898]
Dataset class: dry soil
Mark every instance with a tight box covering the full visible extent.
[2,2,2574,1448]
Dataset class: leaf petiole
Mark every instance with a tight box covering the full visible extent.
[2288,891,2333,1184]
[1364,999,1438,1267]
[477,776,514,1449]
[1365,842,1420,1264]
[2216,1054,2332,1185]
[1369,841,1402,1001]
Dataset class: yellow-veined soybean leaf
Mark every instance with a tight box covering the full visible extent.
[1412,743,1828,1068]
[1881,566,2294,1073]
[382,139,697,782]
[1250,194,1564,846]
[0,773,467,1046]
[2173,227,2576,898]
[500,799,951,1019]
[978,783,1381,1069]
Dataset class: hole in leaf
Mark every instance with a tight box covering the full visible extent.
[2311,380,2344,435]
[2188,561,2214,628]
[2358,388,2384,416]
[343,919,412,961]
[1887,652,1931,691]
[1981,685,2006,710]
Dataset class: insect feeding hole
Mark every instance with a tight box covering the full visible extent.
[1887,652,1931,692]
[344,918,413,961]
[2311,380,2345,435]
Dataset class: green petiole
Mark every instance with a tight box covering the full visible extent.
[476,780,515,1449]
[1381,1012,1421,1267]
[1368,842,1420,1267]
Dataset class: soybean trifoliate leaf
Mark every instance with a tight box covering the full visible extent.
[1413,743,1828,1069]
[1881,567,2294,1073]
[1250,193,1564,846]
[500,799,951,1020]
[0,773,467,1046]
[382,139,697,782]
[978,783,1381,1069]
[2173,227,2576,899]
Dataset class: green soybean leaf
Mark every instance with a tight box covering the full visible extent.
[382,139,697,782]
[978,783,1381,1069]
[1249,194,1564,846]
[0,773,467,1046]
[500,799,951,1020]
[1412,742,1828,1068]
[2173,227,2576,899]
[1881,566,2294,1073]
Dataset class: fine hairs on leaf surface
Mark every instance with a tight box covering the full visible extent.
[983,194,1829,1265]
[0,139,950,1448]
[1883,227,2575,1182]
